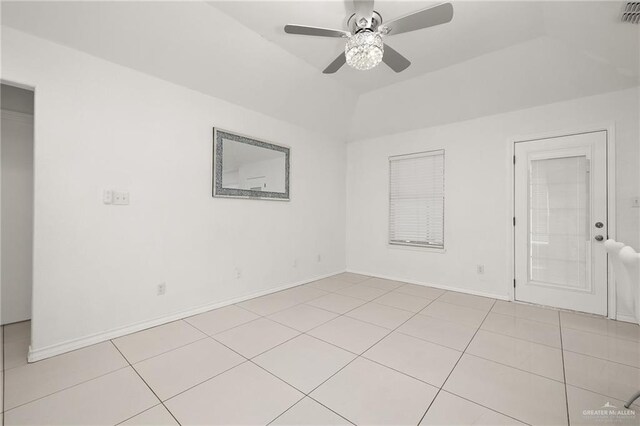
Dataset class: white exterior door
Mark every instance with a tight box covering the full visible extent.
[514,131,608,315]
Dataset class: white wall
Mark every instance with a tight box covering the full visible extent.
[1,107,34,324]
[1,1,358,139]
[1,84,35,115]
[346,87,640,319]
[348,36,639,141]
[1,28,346,359]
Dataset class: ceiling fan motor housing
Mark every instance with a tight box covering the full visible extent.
[347,11,383,33]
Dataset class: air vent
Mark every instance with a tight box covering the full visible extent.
[622,2,640,23]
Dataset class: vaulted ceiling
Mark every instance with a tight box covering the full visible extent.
[2,1,639,140]
[214,1,547,94]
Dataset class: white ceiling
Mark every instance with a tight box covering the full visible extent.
[213,1,547,94]
[1,1,638,141]
[0,0,359,138]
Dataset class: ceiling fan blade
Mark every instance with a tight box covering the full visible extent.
[353,0,375,28]
[323,52,346,74]
[382,44,411,72]
[284,24,349,38]
[381,2,453,36]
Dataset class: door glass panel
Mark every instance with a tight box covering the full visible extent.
[529,156,588,290]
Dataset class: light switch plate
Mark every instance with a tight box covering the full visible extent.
[103,190,113,205]
[104,190,129,205]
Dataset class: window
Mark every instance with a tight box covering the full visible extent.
[389,150,445,248]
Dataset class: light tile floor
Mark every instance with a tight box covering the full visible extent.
[2,273,639,425]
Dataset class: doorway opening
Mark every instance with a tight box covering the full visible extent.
[1,82,34,368]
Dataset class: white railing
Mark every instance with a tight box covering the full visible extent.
[605,239,640,325]
[604,239,640,408]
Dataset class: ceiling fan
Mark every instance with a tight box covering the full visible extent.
[284,0,454,74]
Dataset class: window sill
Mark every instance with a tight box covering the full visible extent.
[387,243,447,254]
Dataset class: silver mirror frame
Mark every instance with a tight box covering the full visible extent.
[212,128,290,201]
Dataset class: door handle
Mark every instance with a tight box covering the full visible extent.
[594,235,604,242]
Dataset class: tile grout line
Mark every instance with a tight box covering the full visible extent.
[159,317,313,403]
[3,364,131,413]
[360,344,566,390]
[451,351,566,385]
[560,324,640,343]
[109,340,182,426]
[251,279,403,364]
[285,292,445,423]
[2,325,5,425]
[560,342,640,370]
[427,298,496,313]
[29,278,622,424]
[561,346,640,370]
[238,276,436,321]
[439,389,534,426]
[414,300,496,425]
[559,313,571,426]
[310,280,568,354]
[9,292,521,426]
[263,394,308,426]
[7,277,609,423]
[0,281,572,403]
[5,276,634,424]
[407,314,639,411]
[118,333,211,366]
[149,281,393,407]
[222,278,442,425]
[161,358,252,404]
[559,322,640,409]
[561,384,640,410]
[157,333,330,425]
[472,324,563,350]
[267,289,638,383]
[282,396,356,426]
[187,316,265,340]
[200,275,354,318]
[226,285,640,407]
[114,403,166,426]
[414,298,531,426]
[491,304,563,326]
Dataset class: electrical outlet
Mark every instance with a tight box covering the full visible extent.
[113,191,130,205]
[632,197,640,208]
[477,265,485,274]
[317,254,322,263]
[157,283,166,296]
[235,268,242,279]
[293,259,298,268]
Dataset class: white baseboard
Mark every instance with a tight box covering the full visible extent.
[28,270,345,363]
[350,270,640,323]
[347,269,510,301]
[616,313,639,325]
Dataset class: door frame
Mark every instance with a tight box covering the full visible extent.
[0,78,37,338]
[506,123,617,319]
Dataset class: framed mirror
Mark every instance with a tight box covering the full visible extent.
[213,128,290,200]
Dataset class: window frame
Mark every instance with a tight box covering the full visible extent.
[388,149,445,250]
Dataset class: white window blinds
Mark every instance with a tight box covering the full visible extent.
[389,150,445,248]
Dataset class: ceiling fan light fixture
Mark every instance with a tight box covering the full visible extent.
[345,31,384,70]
